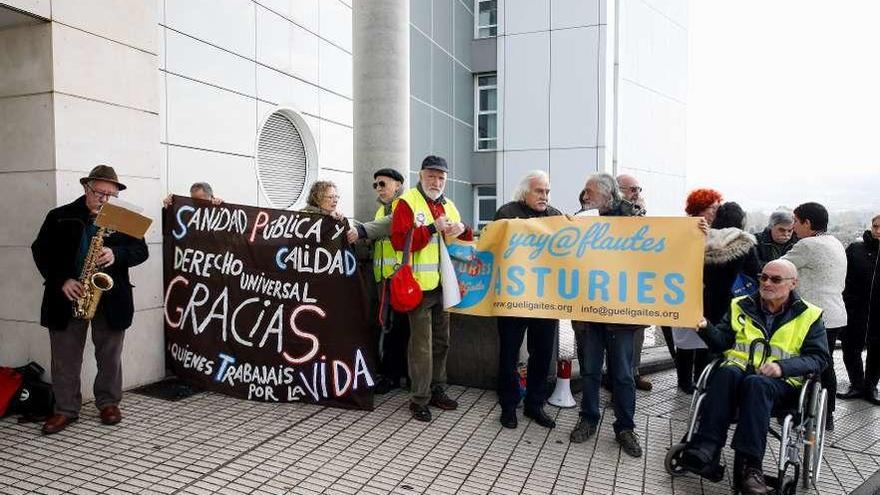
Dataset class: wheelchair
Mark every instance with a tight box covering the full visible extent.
[664,339,829,494]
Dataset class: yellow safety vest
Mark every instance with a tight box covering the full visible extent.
[373,200,402,282]
[397,187,461,291]
[723,296,824,387]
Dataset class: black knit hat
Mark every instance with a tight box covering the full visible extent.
[373,168,405,183]
[420,155,448,173]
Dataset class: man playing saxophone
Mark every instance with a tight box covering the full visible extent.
[31,165,149,435]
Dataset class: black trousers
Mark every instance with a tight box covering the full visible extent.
[379,310,410,382]
[497,316,556,413]
[841,323,880,390]
[822,327,842,415]
[675,349,711,388]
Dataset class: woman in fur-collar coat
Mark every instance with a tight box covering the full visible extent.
[675,201,760,393]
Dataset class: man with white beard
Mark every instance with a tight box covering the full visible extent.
[390,155,473,421]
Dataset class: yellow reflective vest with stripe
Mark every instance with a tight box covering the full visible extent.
[397,187,461,291]
[373,200,402,282]
[723,295,824,387]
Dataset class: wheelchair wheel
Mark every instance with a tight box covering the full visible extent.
[779,477,797,495]
[803,387,828,487]
[665,443,688,476]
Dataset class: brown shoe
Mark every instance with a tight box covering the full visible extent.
[42,414,76,435]
[99,405,122,425]
[740,466,769,495]
[635,375,653,391]
[429,390,458,410]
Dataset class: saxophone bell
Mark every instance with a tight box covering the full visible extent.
[91,272,114,292]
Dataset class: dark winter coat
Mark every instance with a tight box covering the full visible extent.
[31,196,149,331]
[699,291,830,378]
[871,245,880,342]
[755,227,797,266]
[493,201,562,221]
[703,228,761,324]
[844,231,880,341]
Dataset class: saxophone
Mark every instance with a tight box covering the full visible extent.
[73,226,114,320]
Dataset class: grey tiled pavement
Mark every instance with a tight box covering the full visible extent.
[1,351,879,494]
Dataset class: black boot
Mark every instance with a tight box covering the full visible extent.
[837,385,863,400]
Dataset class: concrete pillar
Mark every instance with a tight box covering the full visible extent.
[353,0,410,221]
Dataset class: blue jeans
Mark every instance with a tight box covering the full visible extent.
[690,365,798,462]
[573,322,636,434]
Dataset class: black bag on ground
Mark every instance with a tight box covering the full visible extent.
[8,362,55,422]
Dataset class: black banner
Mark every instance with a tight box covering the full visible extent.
[163,196,376,410]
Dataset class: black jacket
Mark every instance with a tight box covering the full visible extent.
[703,228,761,324]
[755,227,797,266]
[699,292,830,379]
[493,201,562,220]
[31,196,149,331]
[871,245,880,342]
[844,231,880,341]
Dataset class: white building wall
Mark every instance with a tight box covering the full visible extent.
[0,0,353,402]
[615,0,688,216]
[159,0,353,215]
[496,0,687,215]
[496,0,607,214]
[0,1,164,397]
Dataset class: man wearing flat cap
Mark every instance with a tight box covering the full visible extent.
[31,165,149,434]
[390,155,473,421]
[347,168,411,394]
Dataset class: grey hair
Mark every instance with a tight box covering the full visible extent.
[190,182,214,198]
[512,170,550,202]
[587,173,621,203]
[768,209,794,227]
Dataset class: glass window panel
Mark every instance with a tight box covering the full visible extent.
[479,199,495,219]
[486,88,496,110]
[478,114,490,138]
[486,114,496,136]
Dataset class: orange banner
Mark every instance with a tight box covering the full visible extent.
[447,216,704,327]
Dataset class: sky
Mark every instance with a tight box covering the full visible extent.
[686,1,880,213]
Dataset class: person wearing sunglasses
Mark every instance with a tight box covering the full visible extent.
[781,202,846,431]
[614,174,651,392]
[31,165,149,435]
[838,213,880,404]
[680,259,829,495]
[346,168,410,395]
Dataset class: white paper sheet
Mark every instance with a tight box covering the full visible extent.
[439,237,462,309]
[672,327,708,350]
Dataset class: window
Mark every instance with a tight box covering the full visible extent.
[475,73,497,151]
[256,109,318,209]
[474,185,497,232]
[475,0,498,38]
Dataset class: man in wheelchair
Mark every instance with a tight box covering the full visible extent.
[682,259,830,494]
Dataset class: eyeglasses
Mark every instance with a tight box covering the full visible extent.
[622,186,642,194]
[86,184,118,200]
[322,194,340,200]
[758,273,795,284]
[372,181,387,190]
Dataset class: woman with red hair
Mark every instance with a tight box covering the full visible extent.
[672,189,724,393]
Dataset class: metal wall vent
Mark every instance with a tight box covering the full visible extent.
[257,110,314,209]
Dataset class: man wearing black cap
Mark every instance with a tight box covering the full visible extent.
[347,168,410,394]
[31,165,149,434]
[390,156,473,421]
